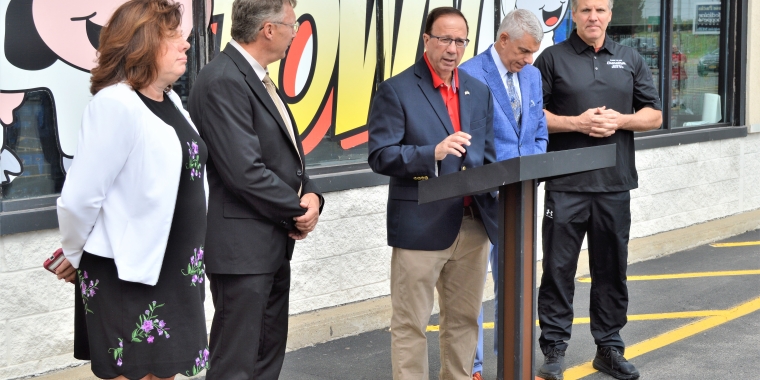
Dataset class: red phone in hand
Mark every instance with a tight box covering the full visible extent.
[43,248,65,274]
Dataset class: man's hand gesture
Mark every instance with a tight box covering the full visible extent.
[435,132,471,160]
[577,106,618,138]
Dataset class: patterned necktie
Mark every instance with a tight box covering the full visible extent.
[263,73,303,195]
[506,72,521,125]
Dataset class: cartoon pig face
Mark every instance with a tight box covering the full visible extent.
[515,0,569,33]
[31,0,193,71]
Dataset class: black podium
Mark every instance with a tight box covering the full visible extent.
[418,144,616,380]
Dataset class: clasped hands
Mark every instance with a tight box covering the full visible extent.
[578,106,627,138]
[290,192,320,240]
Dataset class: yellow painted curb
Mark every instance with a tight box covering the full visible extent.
[425,310,727,331]
[710,241,760,247]
[577,269,760,282]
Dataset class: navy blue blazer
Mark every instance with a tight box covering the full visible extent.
[368,58,498,251]
[460,46,548,161]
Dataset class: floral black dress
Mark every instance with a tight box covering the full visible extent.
[73,91,209,379]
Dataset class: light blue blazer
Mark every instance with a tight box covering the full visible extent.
[460,46,548,161]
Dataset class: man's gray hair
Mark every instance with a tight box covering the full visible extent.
[571,0,614,11]
[231,0,297,43]
[496,9,543,44]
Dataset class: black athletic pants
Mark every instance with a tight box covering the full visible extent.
[538,190,631,354]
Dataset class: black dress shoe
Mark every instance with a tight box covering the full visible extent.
[592,347,640,380]
[537,347,565,380]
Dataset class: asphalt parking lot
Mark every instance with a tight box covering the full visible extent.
[279,229,760,380]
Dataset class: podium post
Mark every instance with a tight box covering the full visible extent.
[418,144,616,380]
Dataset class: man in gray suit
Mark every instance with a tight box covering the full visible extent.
[188,0,323,378]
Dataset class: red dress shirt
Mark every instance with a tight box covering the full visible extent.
[423,53,471,207]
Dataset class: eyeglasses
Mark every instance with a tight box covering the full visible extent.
[261,21,299,33]
[428,34,469,48]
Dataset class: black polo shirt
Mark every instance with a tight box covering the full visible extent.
[534,30,661,192]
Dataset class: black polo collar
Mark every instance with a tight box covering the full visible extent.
[568,29,616,55]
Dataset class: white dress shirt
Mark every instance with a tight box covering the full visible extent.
[230,39,268,81]
[490,45,521,103]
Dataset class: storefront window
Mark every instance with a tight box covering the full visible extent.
[0,90,65,200]
[608,0,663,111]
[671,1,722,127]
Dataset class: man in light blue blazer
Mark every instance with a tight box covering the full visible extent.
[459,9,547,378]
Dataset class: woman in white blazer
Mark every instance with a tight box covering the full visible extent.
[55,1,209,378]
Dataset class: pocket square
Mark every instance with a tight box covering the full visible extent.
[465,91,470,95]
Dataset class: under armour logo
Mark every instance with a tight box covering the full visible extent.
[545,209,553,218]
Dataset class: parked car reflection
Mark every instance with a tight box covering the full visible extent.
[698,48,720,76]
[619,36,659,69]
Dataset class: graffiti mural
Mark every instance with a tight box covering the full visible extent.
[0,0,571,186]
[502,0,571,55]
[209,0,494,163]
[0,0,207,184]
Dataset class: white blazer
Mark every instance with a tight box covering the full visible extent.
[57,82,206,286]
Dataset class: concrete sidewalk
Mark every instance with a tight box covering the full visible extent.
[30,208,760,380]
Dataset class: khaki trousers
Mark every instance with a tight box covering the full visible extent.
[390,215,490,380]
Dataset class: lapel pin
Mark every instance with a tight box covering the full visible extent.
[464,90,470,95]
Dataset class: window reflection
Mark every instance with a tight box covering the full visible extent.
[607,0,662,124]
[672,0,722,127]
[1,90,65,199]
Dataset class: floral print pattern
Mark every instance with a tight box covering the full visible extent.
[185,347,210,376]
[130,301,171,343]
[181,246,206,286]
[78,270,98,314]
[107,338,124,367]
[186,140,202,180]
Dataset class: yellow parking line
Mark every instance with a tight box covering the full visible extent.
[710,241,760,247]
[563,295,760,380]
[425,310,726,331]
[577,270,760,283]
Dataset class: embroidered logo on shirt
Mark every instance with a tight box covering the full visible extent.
[607,59,627,69]
[545,209,554,219]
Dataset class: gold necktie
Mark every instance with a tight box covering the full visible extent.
[263,73,303,195]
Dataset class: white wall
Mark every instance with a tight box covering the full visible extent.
[3,133,760,379]
[0,230,77,379]
[747,0,760,129]
[632,135,760,238]
[289,186,391,314]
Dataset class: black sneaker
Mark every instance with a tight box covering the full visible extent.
[537,347,565,380]
[592,347,640,380]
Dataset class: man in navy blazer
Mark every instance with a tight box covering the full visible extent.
[459,9,547,379]
[368,7,498,380]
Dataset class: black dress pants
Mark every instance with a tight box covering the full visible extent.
[206,258,291,380]
[538,190,631,354]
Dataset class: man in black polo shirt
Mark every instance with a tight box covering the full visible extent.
[533,0,662,379]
